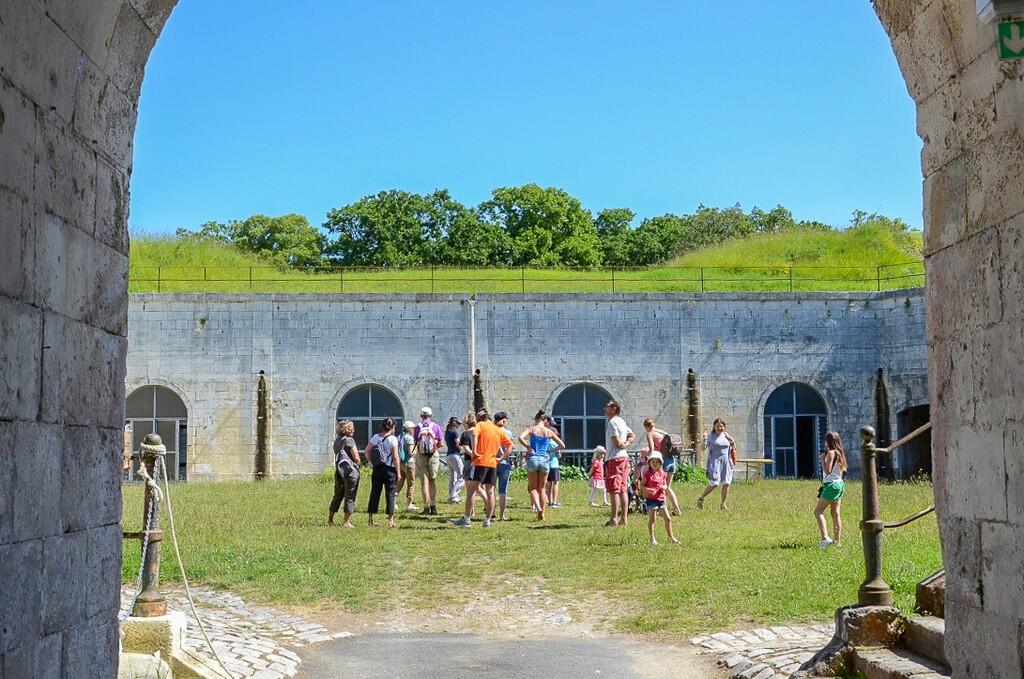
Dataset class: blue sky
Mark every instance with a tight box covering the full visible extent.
[130,1,922,233]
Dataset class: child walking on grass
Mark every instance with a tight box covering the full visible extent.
[589,446,608,506]
[639,452,678,546]
[814,431,847,549]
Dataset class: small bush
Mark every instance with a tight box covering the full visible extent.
[675,463,708,485]
[317,467,334,485]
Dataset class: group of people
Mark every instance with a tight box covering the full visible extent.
[327,400,848,547]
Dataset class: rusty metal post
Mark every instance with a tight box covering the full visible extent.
[685,369,702,465]
[133,433,167,617]
[858,426,893,606]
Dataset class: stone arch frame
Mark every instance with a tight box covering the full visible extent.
[124,380,192,479]
[754,377,837,446]
[4,3,1023,677]
[326,378,409,451]
[544,380,624,415]
[125,378,193,417]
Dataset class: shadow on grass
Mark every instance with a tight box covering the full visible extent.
[527,523,575,530]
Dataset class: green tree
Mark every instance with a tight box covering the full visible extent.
[594,208,637,266]
[177,213,324,267]
[478,184,602,266]
[323,190,433,266]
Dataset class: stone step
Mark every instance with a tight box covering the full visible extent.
[853,647,951,679]
[905,615,947,666]
[915,569,945,618]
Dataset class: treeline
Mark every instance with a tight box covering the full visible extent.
[176,184,911,268]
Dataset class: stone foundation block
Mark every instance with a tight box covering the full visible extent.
[121,612,186,660]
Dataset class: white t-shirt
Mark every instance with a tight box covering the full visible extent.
[605,416,633,460]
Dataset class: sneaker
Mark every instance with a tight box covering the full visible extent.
[483,519,492,527]
[589,503,599,507]
[429,505,438,515]
[550,502,561,509]
[421,507,432,515]
[650,537,659,546]
[819,538,834,549]
[406,503,418,511]
[451,517,472,527]
[669,536,679,544]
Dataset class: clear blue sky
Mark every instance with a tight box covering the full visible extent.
[130,1,922,234]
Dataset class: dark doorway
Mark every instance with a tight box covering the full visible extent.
[796,416,819,479]
[897,404,931,479]
[763,382,828,479]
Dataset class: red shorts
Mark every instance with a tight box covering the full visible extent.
[605,456,631,493]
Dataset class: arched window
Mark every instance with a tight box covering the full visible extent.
[763,382,827,479]
[125,385,188,481]
[336,384,404,450]
[551,383,612,452]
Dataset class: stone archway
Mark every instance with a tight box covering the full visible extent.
[1,3,1021,676]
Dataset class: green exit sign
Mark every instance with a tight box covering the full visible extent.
[999,20,1024,60]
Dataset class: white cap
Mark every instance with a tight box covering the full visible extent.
[593,446,607,454]
[403,420,415,431]
[648,451,663,463]
[420,406,432,417]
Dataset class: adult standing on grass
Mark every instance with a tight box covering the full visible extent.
[328,420,361,528]
[518,410,565,521]
[494,412,516,521]
[399,421,418,511]
[643,418,682,515]
[414,406,443,515]
[459,412,484,504]
[543,415,564,508]
[697,418,736,510]
[604,400,636,527]
[814,431,847,548]
[365,418,402,528]
[444,416,464,502]
[452,409,511,528]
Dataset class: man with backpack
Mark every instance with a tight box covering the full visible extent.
[414,406,443,515]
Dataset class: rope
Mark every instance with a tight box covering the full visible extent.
[159,456,236,679]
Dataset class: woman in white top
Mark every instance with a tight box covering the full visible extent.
[814,431,847,548]
[697,418,736,510]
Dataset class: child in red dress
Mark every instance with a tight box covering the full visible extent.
[589,446,608,506]
[639,452,679,545]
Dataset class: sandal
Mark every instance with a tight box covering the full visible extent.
[696,498,704,510]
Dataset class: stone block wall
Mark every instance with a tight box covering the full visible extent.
[0,2,173,677]
[876,2,1024,676]
[126,291,928,480]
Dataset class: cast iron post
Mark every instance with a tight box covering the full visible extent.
[133,433,168,617]
[858,425,893,606]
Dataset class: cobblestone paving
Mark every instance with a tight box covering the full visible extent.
[120,588,352,678]
[690,623,833,679]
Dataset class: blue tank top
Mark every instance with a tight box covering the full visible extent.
[529,433,551,459]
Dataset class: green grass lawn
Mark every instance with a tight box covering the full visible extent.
[122,477,941,635]
[128,229,924,295]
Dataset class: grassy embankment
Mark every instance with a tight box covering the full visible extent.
[123,477,940,635]
[129,224,924,294]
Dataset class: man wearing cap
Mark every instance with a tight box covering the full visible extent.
[398,421,418,511]
[452,409,511,528]
[414,406,443,515]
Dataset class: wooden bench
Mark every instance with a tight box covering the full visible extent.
[735,458,773,482]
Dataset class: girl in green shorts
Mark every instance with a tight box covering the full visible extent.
[815,431,847,549]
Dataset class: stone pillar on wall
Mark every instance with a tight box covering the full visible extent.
[0,1,173,677]
[876,2,1024,676]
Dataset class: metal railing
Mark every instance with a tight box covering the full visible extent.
[857,422,934,606]
[128,262,926,295]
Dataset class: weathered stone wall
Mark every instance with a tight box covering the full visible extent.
[0,1,173,676]
[126,291,928,480]
[875,2,1024,677]
[2,1,1021,676]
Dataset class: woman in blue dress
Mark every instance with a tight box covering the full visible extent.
[697,418,736,510]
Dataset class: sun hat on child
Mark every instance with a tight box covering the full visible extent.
[593,445,607,454]
[403,421,415,431]
[648,451,663,463]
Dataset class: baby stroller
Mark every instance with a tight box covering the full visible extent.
[627,476,647,515]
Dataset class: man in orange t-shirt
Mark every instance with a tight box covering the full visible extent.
[451,409,511,528]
